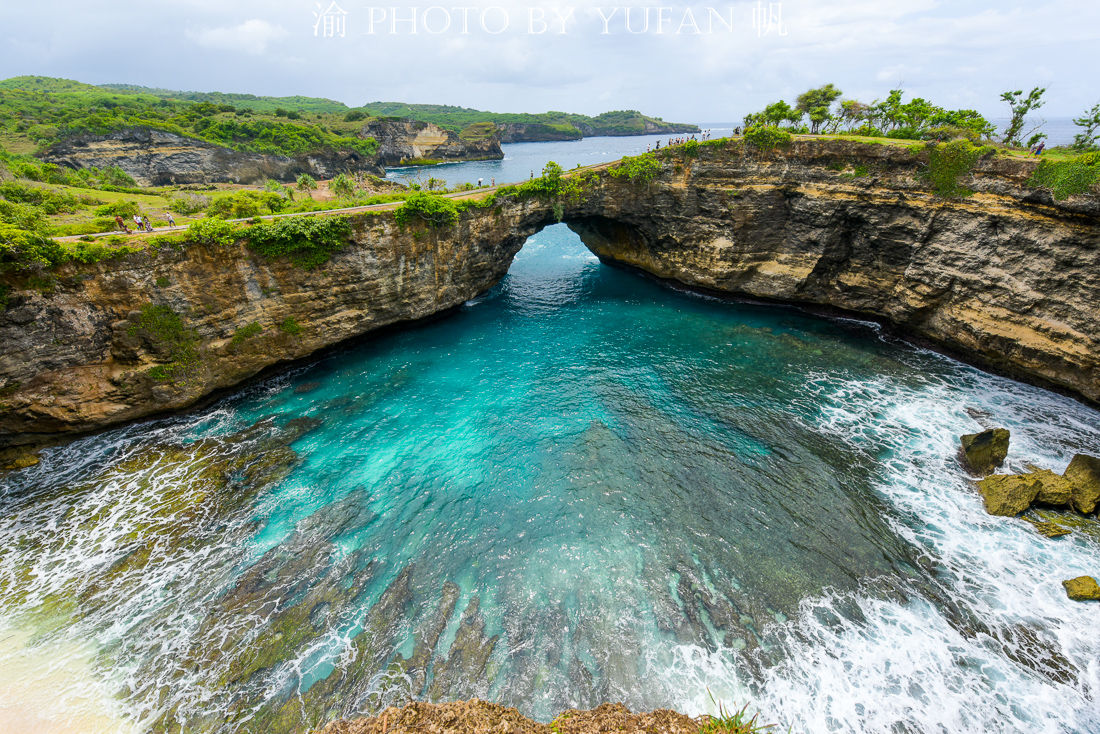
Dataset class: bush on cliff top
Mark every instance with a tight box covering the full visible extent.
[1028,152,1100,200]
[608,155,661,184]
[245,215,353,268]
[924,140,994,198]
[394,191,460,228]
[744,126,792,152]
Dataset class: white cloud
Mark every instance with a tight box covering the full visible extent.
[187,19,288,55]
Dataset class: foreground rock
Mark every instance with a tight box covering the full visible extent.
[1065,454,1100,514]
[1062,576,1100,601]
[978,474,1040,516]
[320,700,703,734]
[960,428,1010,476]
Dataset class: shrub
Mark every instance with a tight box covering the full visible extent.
[94,200,141,218]
[394,192,460,228]
[331,173,356,199]
[0,181,82,214]
[228,322,263,349]
[744,126,792,152]
[924,140,993,198]
[186,217,240,246]
[279,317,303,336]
[682,139,700,158]
[1028,153,1100,200]
[170,192,211,215]
[608,155,661,184]
[343,110,366,122]
[206,191,286,219]
[245,215,353,268]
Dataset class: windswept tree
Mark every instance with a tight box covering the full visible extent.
[1000,87,1046,147]
[1072,101,1100,151]
[744,100,802,128]
[796,84,843,134]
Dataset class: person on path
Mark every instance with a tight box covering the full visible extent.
[478,178,483,187]
[1033,141,1046,156]
[491,178,495,187]
[133,214,142,230]
[114,215,131,234]
[142,215,152,232]
[166,212,176,227]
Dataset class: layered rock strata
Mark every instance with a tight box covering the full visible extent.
[2,139,1099,450]
[364,119,503,165]
[40,127,384,186]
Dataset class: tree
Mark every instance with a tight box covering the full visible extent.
[331,173,355,198]
[1072,101,1100,151]
[796,84,842,134]
[838,100,871,132]
[1000,87,1046,147]
[296,174,317,199]
[874,89,905,131]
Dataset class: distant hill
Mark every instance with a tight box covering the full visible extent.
[100,84,351,115]
[359,102,699,138]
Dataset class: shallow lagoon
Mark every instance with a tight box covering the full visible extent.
[1,225,1099,733]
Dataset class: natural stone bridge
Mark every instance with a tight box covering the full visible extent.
[2,139,1098,454]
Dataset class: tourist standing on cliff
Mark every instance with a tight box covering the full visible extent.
[1033,141,1046,156]
[478,178,483,187]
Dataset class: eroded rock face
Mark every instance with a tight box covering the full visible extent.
[40,127,384,186]
[364,119,503,165]
[1062,576,1100,601]
[960,428,1011,476]
[3,139,1100,448]
[978,474,1040,516]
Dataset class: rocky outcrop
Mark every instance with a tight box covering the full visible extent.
[40,127,383,186]
[496,123,583,143]
[2,138,1100,448]
[978,474,1040,516]
[960,428,1010,476]
[365,119,503,165]
[1065,454,1100,513]
[1062,576,1100,601]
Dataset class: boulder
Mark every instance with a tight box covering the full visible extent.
[977,474,1039,516]
[1064,453,1100,514]
[1026,467,1074,506]
[960,428,1010,476]
[1062,576,1100,601]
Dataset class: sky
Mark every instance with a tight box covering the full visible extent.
[0,0,1096,123]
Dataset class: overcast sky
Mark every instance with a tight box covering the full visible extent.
[0,0,1095,122]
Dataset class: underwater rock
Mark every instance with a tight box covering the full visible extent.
[294,381,322,393]
[400,581,460,694]
[977,474,1039,517]
[428,595,500,702]
[960,428,1010,476]
[1022,516,1072,538]
[1064,453,1100,514]
[0,450,39,471]
[1026,467,1074,507]
[1062,576,1100,601]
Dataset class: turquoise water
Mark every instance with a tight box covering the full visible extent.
[1,225,1099,733]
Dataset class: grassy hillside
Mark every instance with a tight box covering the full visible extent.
[100,84,351,115]
[0,78,376,159]
[359,103,699,136]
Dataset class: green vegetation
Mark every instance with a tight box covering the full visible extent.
[608,154,661,184]
[698,693,777,734]
[924,140,995,198]
[1028,152,1100,200]
[745,85,995,142]
[296,174,318,199]
[1000,87,1047,147]
[206,191,287,219]
[154,276,170,288]
[744,126,792,151]
[245,215,353,268]
[0,76,377,159]
[1072,101,1100,151]
[228,322,263,350]
[279,317,303,336]
[186,218,240,246]
[126,303,201,383]
[358,102,698,137]
[394,191,460,228]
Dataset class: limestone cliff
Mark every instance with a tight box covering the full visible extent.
[364,119,503,165]
[40,127,384,186]
[1,139,1098,451]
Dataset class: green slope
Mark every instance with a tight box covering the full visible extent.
[359,102,699,136]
